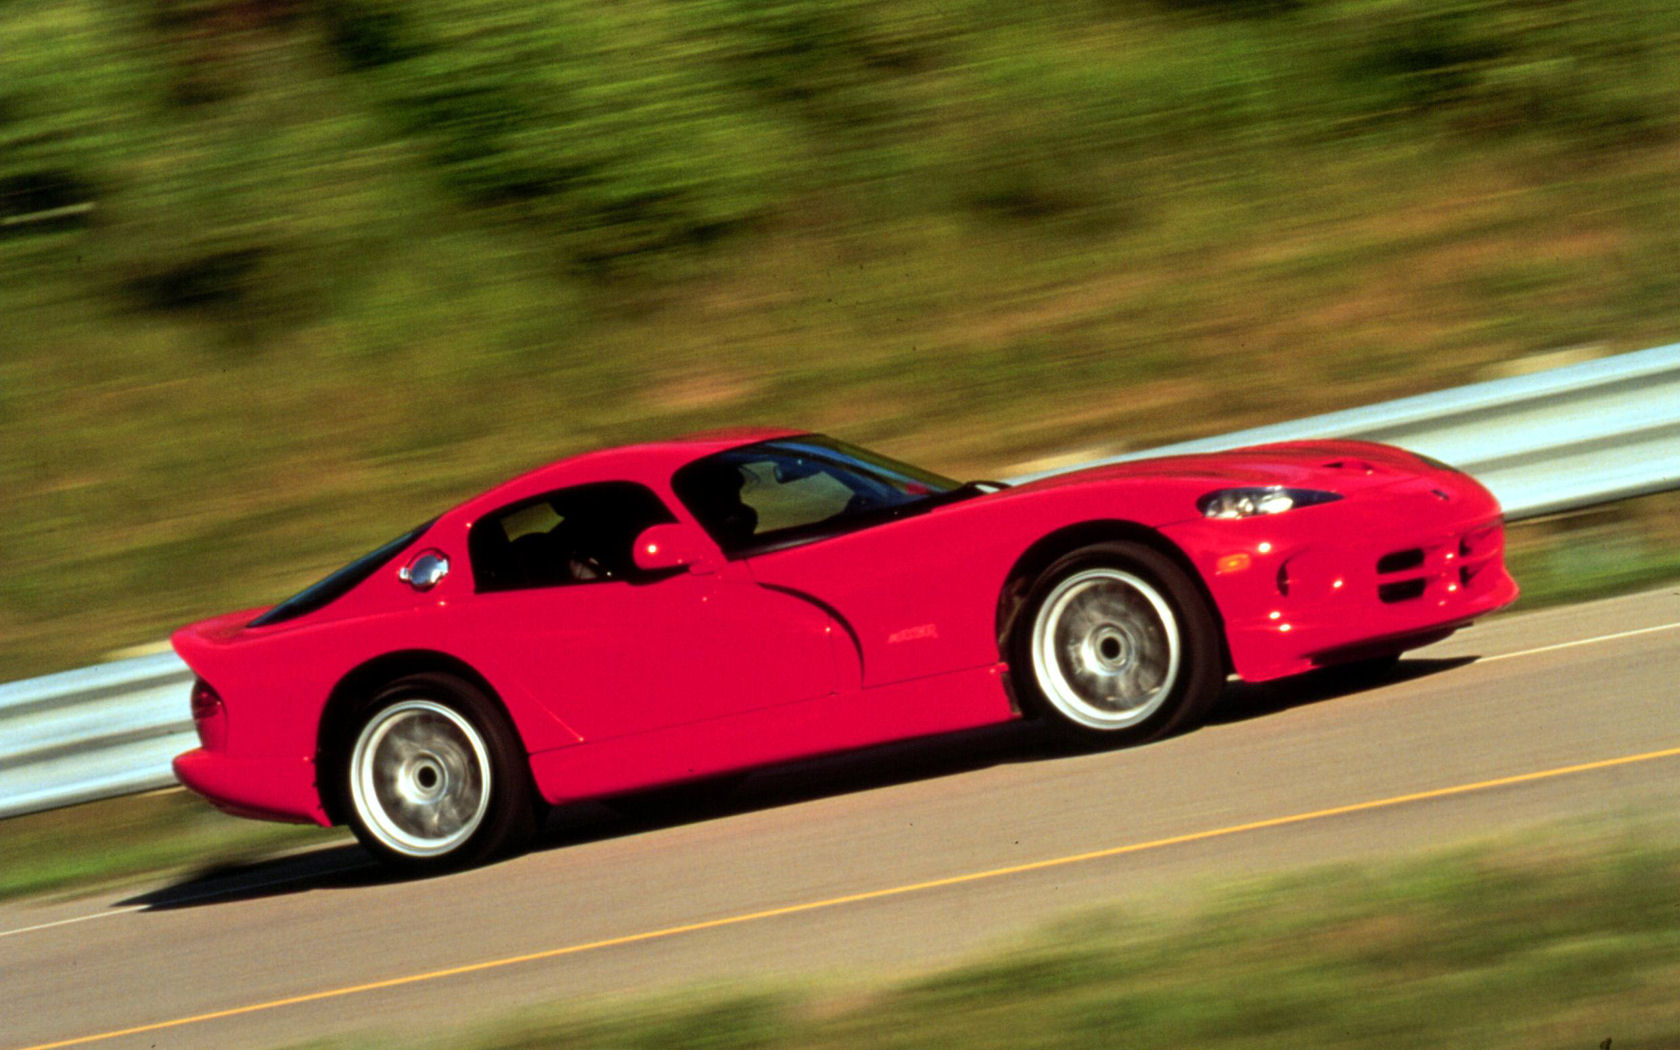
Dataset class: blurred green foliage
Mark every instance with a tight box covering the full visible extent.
[14,0,1673,279]
[1504,489,1680,609]
[4,0,1680,676]
[335,2,796,268]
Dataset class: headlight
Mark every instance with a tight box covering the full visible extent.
[1198,487,1342,519]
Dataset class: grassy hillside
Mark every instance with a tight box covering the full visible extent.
[5,0,1680,678]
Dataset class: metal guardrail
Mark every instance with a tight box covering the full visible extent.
[1021,341,1680,521]
[0,653,194,819]
[4,341,1678,820]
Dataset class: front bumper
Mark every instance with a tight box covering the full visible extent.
[173,748,332,826]
[1168,477,1519,682]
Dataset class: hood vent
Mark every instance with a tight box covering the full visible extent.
[1322,458,1378,474]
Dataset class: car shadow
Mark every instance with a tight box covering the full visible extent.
[119,655,1479,911]
[117,721,1061,913]
[1206,655,1478,726]
[117,842,382,911]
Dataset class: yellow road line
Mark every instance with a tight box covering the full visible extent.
[16,742,1680,1050]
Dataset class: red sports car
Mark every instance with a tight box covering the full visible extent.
[172,430,1517,870]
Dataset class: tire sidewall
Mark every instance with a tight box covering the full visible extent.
[338,672,536,872]
[1012,541,1222,747]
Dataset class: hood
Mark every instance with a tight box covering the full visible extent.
[1009,440,1431,496]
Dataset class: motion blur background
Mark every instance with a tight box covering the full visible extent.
[5,0,1680,681]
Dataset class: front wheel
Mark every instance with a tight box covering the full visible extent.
[341,673,540,872]
[1012,542,1224,747]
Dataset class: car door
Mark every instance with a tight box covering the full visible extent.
[670,438,1006,689]
[456,480,839,742]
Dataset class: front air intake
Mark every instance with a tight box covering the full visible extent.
[1376,549,1424,574]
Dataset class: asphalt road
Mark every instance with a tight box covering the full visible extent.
[4,587,1679,1050]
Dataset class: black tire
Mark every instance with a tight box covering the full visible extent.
[1010,541,1224,747]
[338,672,541,873]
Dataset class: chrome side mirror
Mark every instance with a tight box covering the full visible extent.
[399,549,450,591]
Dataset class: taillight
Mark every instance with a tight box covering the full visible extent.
[190,679,220,719]
[190,679,228,750]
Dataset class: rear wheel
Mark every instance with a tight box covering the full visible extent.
[1012,542,1223,746]
[341,673,540,872]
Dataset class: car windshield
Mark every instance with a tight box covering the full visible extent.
[671,434,970,555]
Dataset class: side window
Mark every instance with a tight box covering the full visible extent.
[469,482,676,592]
[676,450,863,550]
[674,437,943,553]
[739,460,855,532]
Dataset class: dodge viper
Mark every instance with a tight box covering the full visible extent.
[172,429,1517,870]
